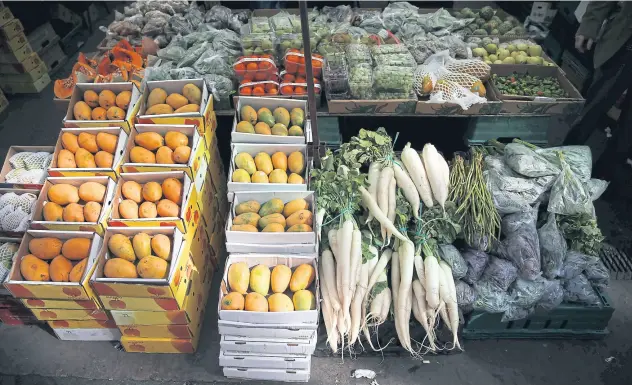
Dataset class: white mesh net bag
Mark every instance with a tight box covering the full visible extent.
[9,152,32,169]
[413,64,438,96]
[17,169,46,184]
[0,242,18,281]
[444,59,490,81]
[14,214,31,232]
[4,168,26,183]
[438,70,486,97]
[2,207,28,231]
[0,205,16,230]
[0,192,19,211]
[429,79,487,110]
[24,152,52,170]
[15,193,37,214]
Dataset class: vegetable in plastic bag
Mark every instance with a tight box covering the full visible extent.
[203,74,234,110]
[193,51,233,78]
[211,29,242,60]
[480,257,518,291]
[321,5,353,23]
[563,274,601,306]
[502,305,533,322]
[498,207,541,280]
[586,178,609,201]
[205,5,233,29]
[504,143,559,178]
[548,154,594,216]
[538,212,567,279]
[536,279,564,311]
[558,214,604,256]
[185,3,204,28]
[456,280,477,313]
[501,205,538,235]
[438,244,467,279]
[473,281,511,313]
[383,1,419,34]
[559,250,593,279]
[170,67,200,80]
[462,248,490,284]
[177,42,210,68]
[142,11,170,36]
[536,146,592,182]
[510,277,547,308]
[584,257,609,288]
[169,15,192,35]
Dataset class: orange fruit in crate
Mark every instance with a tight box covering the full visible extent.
[234,63,246,76]
[298,67,306,76]
[281,85,294,95]
[246,62,258,71]
[295,87,306,95]
[282,73,295,83]
[252,86,265,96]
[240,87,252,96]
[312,59,323,68]
[264,82,276,92]
[298,56,305,64]
[255,72,268,81]
[259,61,272,70]
[286,54,299,63]
[296,77,306,84]
[267,87,278,95]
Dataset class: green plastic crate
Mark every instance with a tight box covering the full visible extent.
[462,287,614,340]
[466,115,551,145]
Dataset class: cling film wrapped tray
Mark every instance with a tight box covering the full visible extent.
[233,55,278,82]
[283,50,324,78]
[238,80,280,97]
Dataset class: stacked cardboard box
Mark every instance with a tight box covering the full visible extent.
[0,237,39,325]
[0,87,7,114]
[0,7,49,94]
[4,230,120,340]
[28,22,66,74]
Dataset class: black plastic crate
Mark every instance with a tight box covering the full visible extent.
[462,287,614,340]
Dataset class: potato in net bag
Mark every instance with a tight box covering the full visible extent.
[9,152,31,169]
[0,192,19,211]
[24,152,52,170]
[429,79,487,110]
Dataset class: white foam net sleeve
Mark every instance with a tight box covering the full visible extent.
[14,214,31,232]
[0,242,18,282]
[24,152,52,170]
[16,193,37,214]
[2,207,28,232]
[429,79,487,110]
[18,169,46,184]
[413,64,438,96]
[0,193,19,211]
[444,58,491,81]
[9,152,31,169]
[4,168,26,183]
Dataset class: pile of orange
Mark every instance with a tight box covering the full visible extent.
[279,72,321,96]
[239,80,280,96]
[233,55,278,82]
[284,49,324,78]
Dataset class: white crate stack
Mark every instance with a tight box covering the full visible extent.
[220,97,317,382]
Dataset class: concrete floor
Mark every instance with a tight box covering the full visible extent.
[1,16,632,385]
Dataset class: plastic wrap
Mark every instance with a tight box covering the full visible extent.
[372,45,417,67]
[348,64,373,99]
[504,143,559,178]
[212,29,242,60]
[498,206,541,280]
[177,42,209,68]
[563,274,601,306]
[239,80,279,96]
[480,257,518,291]
[383,2,419,34]
[169,15,192,36]
[587,179,609,201]
[242,33,276,56]
[374,65,414,95]
[438,244,468,279]
[560,251,593,279]
[456,280,477,312]
[538,212,567,279]
[270,12,293,36]
[321,5,353,23]
[251,16,272,33]
[284,52,324,78]
[473,281,511,313]
[537,146,592,182]
[462,248,490,284]
[486,168,556,215]
[277,33,303,57]
[324,57,349,99]
[203,74,234,110]
[548,155,593,216]
[345,43,372,66]
[502,306,533,322]
[205,5,232,29]
[233,56,277,82]
[169,67,200,80]
[193,51,233,77]
[510,277,547,308]
[536,279,565,311]
[142,11,171,36]
[585,257,609,288]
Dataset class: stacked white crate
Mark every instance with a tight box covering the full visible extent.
[220,97,318,382]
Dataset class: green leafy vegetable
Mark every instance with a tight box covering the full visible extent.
[558,214,604,256]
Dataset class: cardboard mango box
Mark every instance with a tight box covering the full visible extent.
[220,335,317,355]
[0,72,50,94]
[21,298,101,310]
[218,319,316,340]
[0,30,27,54]
[0,145,55,188]
[110,261,210,326]
[232,96,309,144]
[90,226,192,300]
[327,98,418,114]
[30,176,116,235]
[0,40,33,64]
[121,124,208,186]
[63,82,142,133]
[225,191,316,254]
[48,127,129,179]
[52,327,121,341]
[4,230,103,301]
[0,61,48,89]
[218,255,319,325]
[0,18,23,41]
[189,217,213,276]
[0,7,14,27]
[0,188,39,237]
[48,319,117,329]
[136,79,215,137]
[219,351,311,371]
[108,171,200,235]
[223,367,310,382]
[0,52,43,75]
[31,308,109,321]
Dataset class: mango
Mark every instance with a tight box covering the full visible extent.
[99,90,116,109]
[258,108,275,127]
[147,88,167,107]
[79,181,106,202]
[135,132,164,151]
[130,146,156,163]
[288,151,305,174]
[174,104,200,113]
[50,255,73,282]
[259,198,284,217]
[254,152,273,175]
[162,178,182,204]
[231,224,258,232]
[271,265,292,293]
[104,258,137,278]
[138,202,157,218]
[78,132,99,153]
[283,198,309,217]
[228,262,250,294]
[182,84,201,104]
[233,212,260,227]
[240,105,257,125]
[151,234,171,261]
[273,107,290,127]
[288,125,303,136]
[235,200,260,215]
[271,123,288,136]
[249,264,271,296]
[75,148,96,168]
[236,121,255,133]
[61,238,91,260]
[262,223,285,232]
[166,93,189,110]
[271,152,287,171]
[289,264,315,292]
[258,213,286,230]
[287,224,313,232]
[122,181,142,203]
[156,199,179,217]
[108,234,136,262]
[268,293,293,312]
[84,201,102,222]
[95,151,114,168]
[293,290,316,310]
[235,152,256,175]
[155,146,174,164]
[137,256,169,279]
[142,181,163,202]
[118,199,139,219]
[269,169,288,183]
[73,101,92,120]
[254,122,271,135]
[20,254,50,281]
[57,149,76,168]
[164,131,188,150]
[106,106,125,120]
[48,184,79,205]
[29,238,62,260]
[221,292,245,310]
[173,146,191,164]
[145,104,174,115]
[251,171,268,183]
[43,202,64,222]
[61,132,80,153]
[286,209,313,228]
[132,233,152,259]
[245,292,268,312]
[290,107,305,127]
[232,169,250,183]
[63,203,84,222]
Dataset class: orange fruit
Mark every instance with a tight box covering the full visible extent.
[246,62,258,71]
[264,82,276,91]
[287,54,299,63]
[243,73,254,81]
[295,87,306,95]
[252,86,265,96]
[234,63,246,76]
[267,87,278,95]
[259,61,272,70]
[240,86,252,95]
[296,77,306,84]
[255,72,268,81]
[312,59,323,68]
[281,85,294,95]
[283,73,295,83]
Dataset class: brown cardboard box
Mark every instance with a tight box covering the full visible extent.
[0,7,14,27]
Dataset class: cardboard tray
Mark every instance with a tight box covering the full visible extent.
[48,127,129,179]
[223,367,310,383]
[3,230,103,301]
[489,64,583,101]
[0,146,55,188]
[233,96,309,144]
[225,191,316,248]
[218,254,319,325]
[220,335,317,355]
[0,188,40,237]
[30,176,116,235]
[63,82,142,133]
[218,320,317,340]
[219,351,311,370]
[228,143,308,194]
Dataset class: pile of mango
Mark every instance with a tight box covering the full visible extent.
[232,150,305,184]
[43,182,108,223]
[222,262,316,312]
[118,178,183,219]
[58,131,119,169]
[103,232,172,279]
[231,197,313,233]
[235,105,305,137]
[144,84,202,115]
[129,131,191,165]
[73,89,132,121]
[20,237,92,282]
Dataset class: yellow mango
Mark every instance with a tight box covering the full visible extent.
[233,212,260,227]
[286,209,313,228]
[259,198,284,217]
[235,200,261,215]
[254,152,273,175]
[289,264,315,292]
[283,198,308,217]
[234,152,256,175]
[293,289,316,310]
[249,264,271,296]
[271,265,291,293]
[258,213,286,230]
[228,262,250,294]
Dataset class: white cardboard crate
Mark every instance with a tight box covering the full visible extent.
[225,191,316,253]
[223,367,310,382]
[220,335,316,355]
[233,96,308,144]
[218,320,317,340]
[219,351,311,370]
[218,255,319,325]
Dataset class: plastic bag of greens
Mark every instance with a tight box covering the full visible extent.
[536,279,564,311]
[193,52,232,77]
[486,169,555,214]
[462,248,490,284]
[456,280,477,313]
[144,65,172,82]
[358,13,385,34]
[480,257,518,291]
[145,2,175,16]
[142,12,170,36]
[510,277,547,308]
[498,207,541,280]
[504,143,559,178]
[212,29,242,60]
[177,42,209,68]
[321,5,353,23]
[186,3,204,27]
[203,74,234,110]
[124,4,140,17]
[586,179,609,201]
[383,2,419,34]
[548,154,593,216]
[170,67,200,80]
[563,274,601,306]
[438,244,467,279]
[559,251,592,279]
[502,305,533,322]
[157,44,186,62]
[584,258,609,288]
[154,35,169,48]
[205,5,232,29]
[270,12,293,36]
[536,146,592,182]
[473,281,511,313]
[501,205,538,235]
[169,15,192,35]
[538,212,567,279]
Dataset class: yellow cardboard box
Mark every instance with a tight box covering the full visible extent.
[189,218,212,277]
[4,230,102,301]
[21,298,101,310]
[108,171,200,235]
[121,124,208,185]
[136,79,214,136]
[29,176,116,235]
[63,82,141,133]
[90,227,192,299]
[48,319,116,329]
[31,308,109,321]
[0,145,55,188]
[48,127,129,179]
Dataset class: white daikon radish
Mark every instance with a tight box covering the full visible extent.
[401,142,434,207]
[422,144,449,208]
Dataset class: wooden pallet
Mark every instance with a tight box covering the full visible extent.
[600,243,632,280]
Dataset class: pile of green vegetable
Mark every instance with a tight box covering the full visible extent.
[492,73,569,98]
